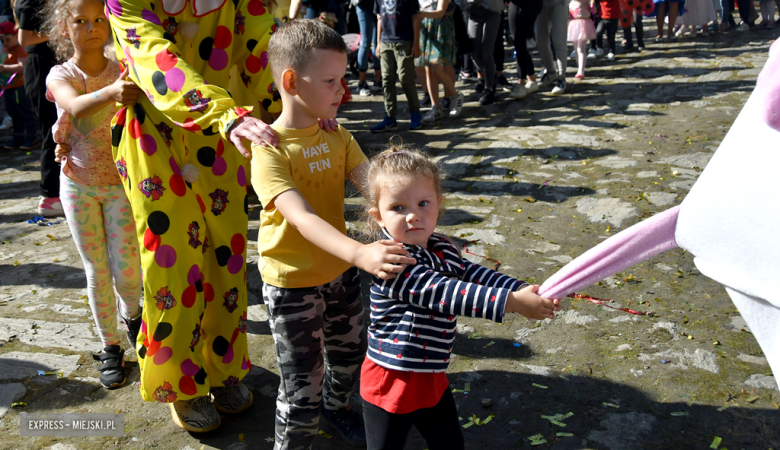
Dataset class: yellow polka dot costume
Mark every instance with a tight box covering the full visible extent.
[106,0,281,402]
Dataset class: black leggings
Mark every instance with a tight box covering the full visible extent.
[623,12,644,48]
[363,388,464,450]
[508,0,543,80]
[596,18,619,54]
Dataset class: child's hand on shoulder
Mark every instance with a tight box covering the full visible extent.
[110,67,141,106]
[505,284,561,320]
[355,240,417,280]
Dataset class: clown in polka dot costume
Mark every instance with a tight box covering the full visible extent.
[105,0,280,424]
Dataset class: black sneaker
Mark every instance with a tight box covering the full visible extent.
[119,307,143,352]
[475,79,485,94]
[496,74,512,91]
[479,89,495,105]
[420,92,431,107]
[320,405,366,447]
[93,345,126,389]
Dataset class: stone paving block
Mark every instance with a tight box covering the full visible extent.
[0,383,26,420]
[0,317,99,352]
[0,351,81,381]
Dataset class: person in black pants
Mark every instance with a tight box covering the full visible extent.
[720,0,754,29]
[15,0,62,217]
[623,11,645,51]
[507,0,543,98]
[595,17,618,57]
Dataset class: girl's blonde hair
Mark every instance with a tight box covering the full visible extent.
[42,0,109,62]
[365,145,444,239]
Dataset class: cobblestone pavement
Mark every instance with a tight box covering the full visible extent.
[1,22,778,450]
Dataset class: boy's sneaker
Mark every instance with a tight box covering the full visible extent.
[509,84,527,99]
[525,80,539,94]
[420,92,432,107]
[538,72,557,87]
[569,50,577,59]
[370,81,383,93]
[736,22,750,31]
[422,105,446,123]
[551,79,566,95]
[321,405,367,447]
[449,92,464,117]
[371,116,398,133]
[211,382,253,414]
[169,396,221,433]
[496,74,512,91]
[440,97,451,114]
[0,116,11,130]
[118,307,143,352]
[357,81,372,96]
[409,111,423,130]
[3,139,22,150]
[92,345,126,389]
[38,196,64,217]
[20,139,39,150]
[606,52,616,60]
[475,79,485,93]
[478,89,495,106]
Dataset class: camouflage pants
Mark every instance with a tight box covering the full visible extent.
[263,267,367,450]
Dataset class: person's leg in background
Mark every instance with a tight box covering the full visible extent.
[605,18,618,55]
[15,78,38,147]
[493,11,509,90]
[326,0,346,34]
[634,11,645,48]
[25,52,62,216]
[548,0,568,93]
[507,0,541,98]
[535,3,558,85]
[666,0,680,36]
[574,38,588,77]
[656,0,668,37]
[355,3,376,95]
[460,6,477,78]
[3,87,24,148]
[468,6,501,103]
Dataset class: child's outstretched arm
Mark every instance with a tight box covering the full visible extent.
[47,67,140,120]
[273,189,416,280]
[505,284,561,320]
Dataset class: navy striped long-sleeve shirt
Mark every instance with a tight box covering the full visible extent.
[367,230,527,373]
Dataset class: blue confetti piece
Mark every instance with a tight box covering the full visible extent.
[514,343,522,347]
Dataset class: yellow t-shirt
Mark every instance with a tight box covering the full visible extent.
[251,123,368,288]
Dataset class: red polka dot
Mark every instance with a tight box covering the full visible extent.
[216,139,224,157]
[147,338,161,356]
[246,54,262,74]
[128,118,142,139]
[181,118,201,132]
[203,282,214,302]
[230,233,245,255]
[143,228,161,251]
[155,49,178,71]
[196,194,206,213]
[179,376,197,395]
[182,285,197,308]
[247,0,266,16]
[213,25,232,49]
[169,174,186,196]
[115,107,127,125]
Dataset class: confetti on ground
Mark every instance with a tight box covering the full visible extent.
[465,383,470,393]
[265,437,274,442]
[462,413,496,428]
[238,433,244,442]
[556,432,574,437]
[468,332,482,339]
[527,433,547,445]
[602,402,620,409]
[318,430,332,438]
[716,405,729,412]
[36,370,57,376]
[532,383,548,389]
[670,412,689,416]
[710,436,722,449]
[483,341,495,348]
[745,395,760,403]
[11,402,26,407]
[661,359,671,364]
[513,343,522,347]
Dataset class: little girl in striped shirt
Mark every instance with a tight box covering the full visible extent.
[360,146,561,450]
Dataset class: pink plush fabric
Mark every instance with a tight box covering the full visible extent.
[538,206,680,300]
[757,40,780,132]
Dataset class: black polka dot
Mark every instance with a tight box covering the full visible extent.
[134,103,146,124]
[212,335,229,356]
[195,279,203,293]
[262,99,272,111]
[185,181,192,189]
[137,345,147,359]
[150,2,155,9]
[132,66,141,85]
[197,146,216,167]
[203,126,218,136]
[246,39,258,52]
[153,322,173,342]
[111,124,124,147]
[147,211,170,235]
[152,71,168,96]
[244,194,248,215]
[215,246,232,266]
[194,367,207,384]
[199,37,214,62]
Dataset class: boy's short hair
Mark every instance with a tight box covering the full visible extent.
[267,20,347,84]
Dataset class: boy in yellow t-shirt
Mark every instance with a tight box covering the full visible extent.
[250,20,415,449]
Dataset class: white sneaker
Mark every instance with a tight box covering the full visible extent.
[551,79,566,95]
[689,27,698,38]
[606,52,616,61]
[736,22,750,31]
[675,24,689,37]
[587,48,597,59]
[38,196,64,217]
[0,116,11,130]
[524,80,539,94]
[449,92,464,117]
[509,84,527,99]
[422,105,446,123]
